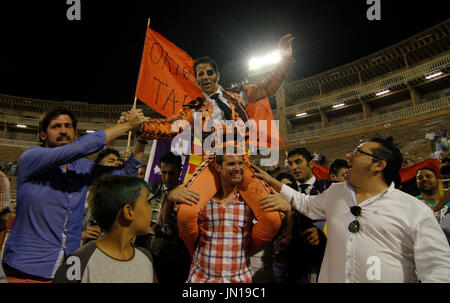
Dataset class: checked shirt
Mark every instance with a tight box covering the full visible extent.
[187,191,254,283]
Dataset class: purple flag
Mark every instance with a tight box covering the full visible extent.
[146,139,189,184]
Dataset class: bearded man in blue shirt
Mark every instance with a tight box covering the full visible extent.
[2,106,147,282]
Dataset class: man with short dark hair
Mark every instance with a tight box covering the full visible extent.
[53,175,157,283]
[2,106,147,282]
[94,148,122,167]
[416,167,449,225]
[256,137,450,282]
[135,152,190,283]
[284,147,332,283]
[329,159,349,182]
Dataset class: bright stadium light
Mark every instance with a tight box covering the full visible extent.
[425,71,443,80]
[16,124,27,128]
[333,103,345,109]
[249,51,281,71]
[296,112,307,117]
[376,89,390,96]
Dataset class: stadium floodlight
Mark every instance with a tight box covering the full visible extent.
[376,89,390,96]
[249,51,281,71]
[333,103,345,109]
[16,124,27,128]
[425,71,443,80]
[296,112,307,117]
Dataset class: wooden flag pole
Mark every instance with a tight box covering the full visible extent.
[126,18,151,152]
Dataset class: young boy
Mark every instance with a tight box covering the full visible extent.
[53,175,157,283]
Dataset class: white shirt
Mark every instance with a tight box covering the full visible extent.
[202,86,247,122]
[280,182,450,283]
[296,175,316,195]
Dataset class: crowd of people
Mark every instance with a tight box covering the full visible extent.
[1,33,449,283]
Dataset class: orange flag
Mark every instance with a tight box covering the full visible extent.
[245,97,286,151]
[135,26,286,153]
[135,27,202,117]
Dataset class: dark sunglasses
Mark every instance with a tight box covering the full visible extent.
[353,148,383,161]
[348,206,362,233]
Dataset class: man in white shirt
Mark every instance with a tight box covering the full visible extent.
[255,137,450,282]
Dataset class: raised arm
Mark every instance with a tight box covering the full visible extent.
[20,107,146,180]
[253,164,327,221]
[104,107,147,144]
[244,34,295,103]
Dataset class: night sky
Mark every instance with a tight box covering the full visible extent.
[0,0,447,105]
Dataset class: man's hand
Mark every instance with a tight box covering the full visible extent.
[119,107,148,131]
[300,227,320,246]
[260,193,291,214]
[81,225,102,241]
[167,184,200,206]
[279,34,295,59]
[252,165,283,192]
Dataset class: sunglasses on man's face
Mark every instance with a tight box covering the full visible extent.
[348,205,362,233]
[352,148,383,161]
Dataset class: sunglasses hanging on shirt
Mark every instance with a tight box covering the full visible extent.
[348,205,362,233]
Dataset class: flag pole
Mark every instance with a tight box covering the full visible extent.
[127,18,151,152]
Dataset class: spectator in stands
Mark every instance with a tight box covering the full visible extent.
[2,106,147,282]
[416,167,449,223]
[436,125,447,139]
[282,148,332,283]
[329,159,349,182]
[7,161,17,177]
[434,137,448,159]
[272,172,297,283]
[425,129,436,153]
[256,137,450,282]
[135,152,190,283]
[53,175,157,283]
[0,170,11,252]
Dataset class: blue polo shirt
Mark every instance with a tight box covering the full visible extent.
[3,130,141,279]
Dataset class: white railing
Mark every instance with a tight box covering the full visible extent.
[285,52,450,115]
[286,96,450,142]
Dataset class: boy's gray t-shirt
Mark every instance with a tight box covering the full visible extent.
[53,241,157,283]
[0,264,7,283]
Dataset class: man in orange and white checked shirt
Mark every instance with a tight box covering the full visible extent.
[165,153,292,282]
